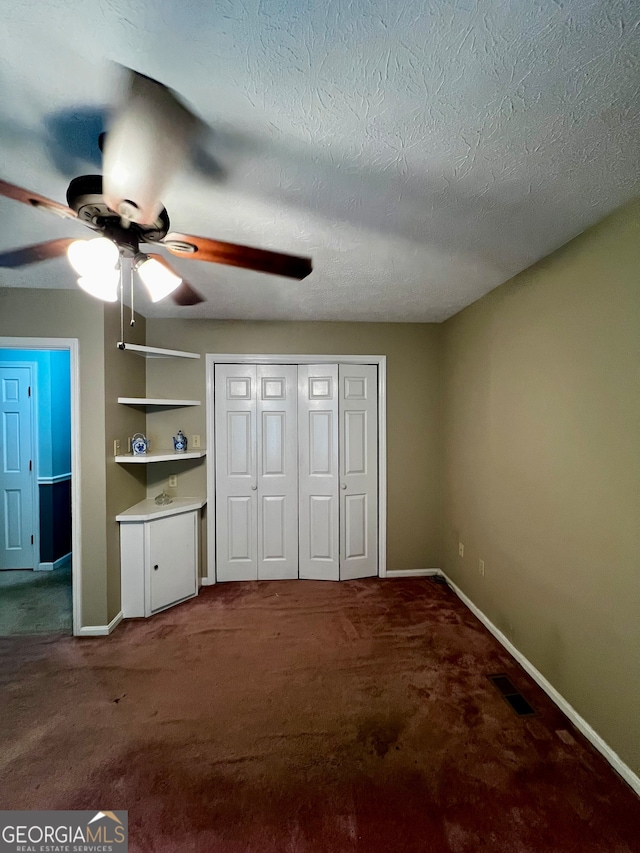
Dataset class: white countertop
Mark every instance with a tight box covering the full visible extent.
[116,497,206,522]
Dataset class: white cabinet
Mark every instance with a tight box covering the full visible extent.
[117,499,204,617]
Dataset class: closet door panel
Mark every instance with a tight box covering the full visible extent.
[339,364,378,579]
[257,364,298,579]
[215,364,258,581]
[298,365,339,580]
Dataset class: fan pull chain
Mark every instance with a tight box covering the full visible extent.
[129,257,136,327]
[119,258,125,343]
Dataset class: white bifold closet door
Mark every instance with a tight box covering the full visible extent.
[215,364,298,581]
[298,363,378,581]
[338,363,378,580]
[298,365,340,580]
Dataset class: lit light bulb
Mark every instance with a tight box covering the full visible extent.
[67,238,119,277]
[136,255,182,302]
[77,269,120,302]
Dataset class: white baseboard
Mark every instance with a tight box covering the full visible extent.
[76,611,123,638]
[385,568,440,577]
[200,576,216,586]
[36,552,72,572]
[440,570,640,796]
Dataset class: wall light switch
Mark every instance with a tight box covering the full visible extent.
[479,559,485,577]
[192,434,201,448]
[458,542,464,558]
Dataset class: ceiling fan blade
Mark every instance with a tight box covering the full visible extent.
[0,238,75,268]
[171,281,206,306]
[163,233,313,280]
[103,68,198,226]
[0,179,77,219]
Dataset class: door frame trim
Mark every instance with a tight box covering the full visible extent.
[0,337,81,634]
[204,354,387,584]
[0,359,39,571]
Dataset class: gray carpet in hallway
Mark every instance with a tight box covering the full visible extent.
[0,560,72,635]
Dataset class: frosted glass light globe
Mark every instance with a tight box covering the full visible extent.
[137,256,182,302]
[77,269,120,302]
[67,238,119,276]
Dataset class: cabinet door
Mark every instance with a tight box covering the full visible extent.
[298,364,339,580]
[215,364,258,581]
[257,364,298,579]
[339,364,378,579]
[149,512,197,612]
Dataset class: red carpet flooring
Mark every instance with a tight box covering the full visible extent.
[1,578,638,852]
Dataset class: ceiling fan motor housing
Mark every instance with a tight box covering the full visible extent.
[66,175,170,242]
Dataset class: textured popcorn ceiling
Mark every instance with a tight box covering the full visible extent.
[0,0,639,321]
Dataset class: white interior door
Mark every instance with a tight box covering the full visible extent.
[257,364,298,579]
[215,364,257,581]
[339,364,378,580]
[298,364,340,580]
[0,366,35,570]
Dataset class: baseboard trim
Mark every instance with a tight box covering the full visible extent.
[200,577,216,586]
[36,552,71,572]
[440,570,640,796]
[76,611,123,638]
[385,568,440,577]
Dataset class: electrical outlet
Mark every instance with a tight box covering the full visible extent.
[479,559,485,577]
[113,439,120,456]
[192,434,201,448]
[168,475,177,488]
[458,542,464,557]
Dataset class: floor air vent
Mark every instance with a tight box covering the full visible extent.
[487,673,536,717]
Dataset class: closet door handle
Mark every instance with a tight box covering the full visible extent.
[251,484,257,491]
[153,564,159,570]
[341,483,347,490]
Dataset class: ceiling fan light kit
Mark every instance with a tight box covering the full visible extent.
[68,237,120,302]
[0,66,313,309]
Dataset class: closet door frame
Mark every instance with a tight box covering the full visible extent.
[205,354,387,585]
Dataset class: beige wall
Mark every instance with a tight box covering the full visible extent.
[441,201,640,773]
[144,320,443,571]
[104,306,146,621]
[0,288,109,626]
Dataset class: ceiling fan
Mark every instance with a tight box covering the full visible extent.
[0,69,312,306]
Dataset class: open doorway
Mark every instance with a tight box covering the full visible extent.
[0,342,75,635]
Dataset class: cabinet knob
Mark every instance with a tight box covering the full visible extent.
[153,564,159,570]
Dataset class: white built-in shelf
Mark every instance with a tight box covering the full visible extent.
[117,343,200,359]
[115,450,206,464]
[117,397,201,407]
[116,497,206,523]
